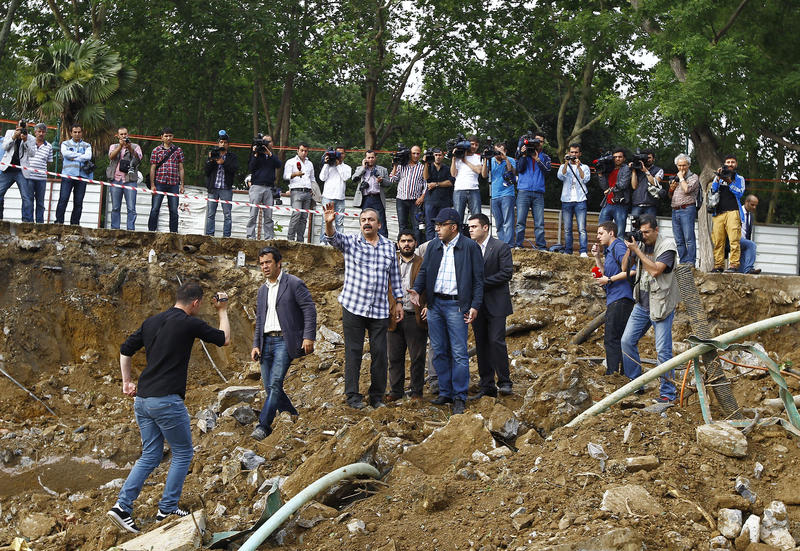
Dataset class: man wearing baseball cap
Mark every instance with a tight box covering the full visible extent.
[407,207,483,415]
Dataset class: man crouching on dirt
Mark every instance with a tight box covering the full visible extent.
[107,281,230,534]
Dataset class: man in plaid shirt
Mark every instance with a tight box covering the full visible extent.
[148,128,185,233]
[322,203,404,409]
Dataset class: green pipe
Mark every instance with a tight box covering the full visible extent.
[239,462,380,551]
[566,310,800,428]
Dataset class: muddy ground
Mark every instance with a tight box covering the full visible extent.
[1,222,800,551]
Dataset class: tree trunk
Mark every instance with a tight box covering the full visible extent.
[766,145,784,224]
[252,84,259,138]
[364,2,386,150]
[0,0,21,58]
[689,124,722,272]
[275,37,299,160]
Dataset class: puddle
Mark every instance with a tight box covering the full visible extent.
[0,456,129,497]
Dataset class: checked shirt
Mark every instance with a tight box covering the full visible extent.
[150,145,185,186]
[323,231,403,319]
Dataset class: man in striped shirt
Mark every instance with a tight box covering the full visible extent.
[390,145,425,243]
[22,123,52,223]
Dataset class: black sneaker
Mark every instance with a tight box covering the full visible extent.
[107,504,140,534]
[156,506,190,521]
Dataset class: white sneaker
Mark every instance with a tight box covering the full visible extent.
[580,252,588,258]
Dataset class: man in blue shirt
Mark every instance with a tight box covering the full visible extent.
[514,134,550,249]
[57,123,93,225]
[592,221,634,376]
[488,142,516,245]
[558,144,591,256]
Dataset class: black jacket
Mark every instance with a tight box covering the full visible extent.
[204,151,239,191]
[480,237,514,318]
[413,235,484,313]
[249,152,283,186]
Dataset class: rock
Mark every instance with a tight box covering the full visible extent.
[215,386,261,411]
[403,414,494,475]
[718,508,743,538]
[419,483,449,512]
[487,446,513,460]
[246,468,264,488]
[220,460,240,485]
[511,513,534,531]
[471,450,491,463]
[709,535,732,549]
[375,436,405,469]
[18,512,56,540]
[318,324,344,345]
[510,507,527,518]
[221,404,257,425]
[538,527,642,550]
[211,503,227,518]
[696,422,748,457]
[600,484,663,516]
[347,519,366,533]
[760,501,795,550]
[623,422,642,444]
[516,364,592,434]
[623,455,660,472]
[296,501,338,529]
[487,403,520,439]
[774,487,800,505]
[195,408,217,433]
[521,268,554,279]
[233,447,266,470]
[741,514,760,544]
[117,509,205,551]
[282,417,380,498]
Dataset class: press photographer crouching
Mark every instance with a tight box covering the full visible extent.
[204,130,239,238]
[620,214,679,403]
[247,133,282,240]
[629,150,665,220]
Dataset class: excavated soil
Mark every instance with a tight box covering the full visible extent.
[1,221,800,551]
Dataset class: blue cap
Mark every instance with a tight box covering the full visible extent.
[433,207,461,224]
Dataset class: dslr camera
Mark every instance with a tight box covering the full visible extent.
[82,159,96,173]
[446,134,471,159]
[519,134,541,156]
[323,148,342,166]
[564,154,577,162]
[209,146,225,160]
[252,134,270,154]
[391,144,411,166]
[592,152,615,174]
[624,216,643,243]
[18,120,28,136]
[717,166,735,184]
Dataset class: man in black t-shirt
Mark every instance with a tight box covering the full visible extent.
[107,281,230,534]
[422,148,455,242]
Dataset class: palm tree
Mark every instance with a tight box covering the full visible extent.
[17,38,136,140]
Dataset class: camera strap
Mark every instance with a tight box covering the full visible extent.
[566,162,587,197]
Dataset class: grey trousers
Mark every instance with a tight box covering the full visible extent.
[247,185,274,239]
[288,189,312,242]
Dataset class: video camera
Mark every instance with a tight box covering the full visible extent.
[717,166,735,184]
[624,215,643,243]
[631,152,649,165]
[392,144,411,165]
[592,152,615,174]
[252,134,271,154]
[481,138,496,161]
[424,148,436,164]
[323,148,342,166]
[519,134,541,157]
[209,146,225,160]
[446,134,471,159]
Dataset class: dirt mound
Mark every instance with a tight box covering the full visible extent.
[1,221,800,550]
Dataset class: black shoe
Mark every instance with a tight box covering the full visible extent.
[452,399,466,414]
[467,389,497,401]
[498,384,513,396]
[156,506,190,521]
[250,426,270,441]
[711,267,723,273]
[384,393,403,403]
[370,400,386,409]
[746,268,761,274]
[108,504,140,534]
[347,399,366,410]
[725,266,740,273]
[431,395,453,405]
[428,382,439,395]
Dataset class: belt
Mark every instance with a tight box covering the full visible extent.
[673,204,694,210]
[251,182,275,186]
[264,331,283,337]
[291,187,311,193]
[434,293,458,301]
[364,192,381,197]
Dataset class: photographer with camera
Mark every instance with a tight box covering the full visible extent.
[283,143,315,242]
[107,127,143,231]
[246,133,282,240]
[390,145,425,243]
[148,128,185,233]
[596,148,631,238]
[668,153,700,265]
[318,146,352,242]
[56,123,94,226]
[488,142,516,245]
[709,155,746,272]
[514,133,550,249]
[353,150,390,237]
[0,120,36,222]
[630,150,665,219]
[451,136,487,234]
[422,147,454,243]
[558,143,591,256]
[620,214,679,403]
[203,130,239,238]
[21,123,53,224]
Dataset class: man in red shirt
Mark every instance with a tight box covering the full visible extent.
[597,149,632,237]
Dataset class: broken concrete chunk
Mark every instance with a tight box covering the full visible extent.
[487,446,513,460]
[347,519,366,533]
[233,447,266,471]
[600,484,663,516]
[709,535,732,550]
[740,514,760,544]
[696,422,748,458]
[760,501,796,550]
[511,513,534,531]
[517,364,592,434]
[195,408,217,433]
[318,324,344,345]
[18,513,56,540]
[220,404,257,426]
[717,508,743,538]
[471,450,491,463]
[488,403,520,439]
[403,414,494,476]
[624,455,660,472]
[215,386,261,411]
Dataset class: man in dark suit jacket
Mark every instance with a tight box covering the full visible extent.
[250,246,316,440]
[408,208,483,415]
[739,194,761,274]
[467,213,514,398]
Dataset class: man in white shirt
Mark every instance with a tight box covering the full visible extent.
[451,136,487,234]
[319,145,352,241]
[283,143,316,242]
[557,143,591,256]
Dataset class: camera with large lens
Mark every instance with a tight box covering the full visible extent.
[481,138,496,161]
[564,154,576,162]
[423,148,436,164]
[592,152,615,173]
[717,166,735,184]
[631,152,649,165]
[624,216,643,242]
[391,144,411,165]
[519,134,541,156]
[446,135,471,159]
[252,133,270,154]
[18,120,27,136]
[82,160,96,173]
[209,146,224,160]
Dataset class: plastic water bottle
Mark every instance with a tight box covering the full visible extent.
[148,249,157,264]
[236,251,245,267]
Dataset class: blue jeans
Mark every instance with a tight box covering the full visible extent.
[206,187,233,237]
[31,178,46,223]
[515,190,545,248]
[739,238,757,273]
[598,203,628,238]
[427,299,470,401]
[56,176,87,225]
[621,304,677,400]
[257,335,298,432]
[117,394,193,514]
[362,194,388,237]
[491,195,515,245]
[561,200,587,254]
[0,169,32,221]
[319,197,345,242]
[453,190,481,232]
[425,202,450,242]
[396,198,422,242]
[148,183,179,232]
[110,179,138,230]
[630,205,657,221]
[671,206,697,265]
